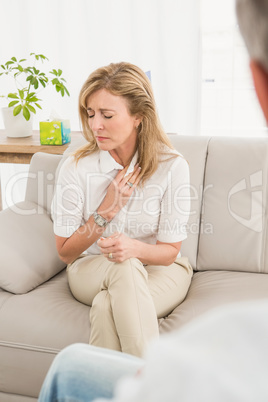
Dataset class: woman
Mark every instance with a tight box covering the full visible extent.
[52,62,192,357]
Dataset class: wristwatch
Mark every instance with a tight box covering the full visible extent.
[93,211,109,227]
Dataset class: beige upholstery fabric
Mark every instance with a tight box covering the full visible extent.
[0,201,66,294]
[0,134,268,401]
[25,152,62,217]
[160,269,268,334]
[0,271,90,399]
[169,135,210,269]
[197,137,268,273]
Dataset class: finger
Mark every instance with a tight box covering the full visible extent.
[114,166,128,183]
[98,234,119,248]
[106,252,116,260]
[128,165,142,187]
[120,165,140,188]
[100,247,115,254]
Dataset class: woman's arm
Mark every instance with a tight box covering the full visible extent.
[98,233,181,266]
[55,165,142,265]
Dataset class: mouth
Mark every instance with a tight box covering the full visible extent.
[96,136,109,142]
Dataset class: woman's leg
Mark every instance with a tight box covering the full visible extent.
[67,255,159,357]
[146,256,193,319]
[38,343,144,402]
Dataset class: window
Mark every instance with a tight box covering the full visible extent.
[200,0,267,136]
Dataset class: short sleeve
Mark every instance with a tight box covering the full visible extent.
[157,156,190,243]
[51,156,85,238]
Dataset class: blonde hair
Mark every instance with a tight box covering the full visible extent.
[75,62,177,183]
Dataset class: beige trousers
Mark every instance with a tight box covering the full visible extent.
[67,255,193,357]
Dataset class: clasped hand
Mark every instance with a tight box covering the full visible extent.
[97,232,137,263]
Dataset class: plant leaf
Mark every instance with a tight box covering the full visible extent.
[8,93,19,99]
[27,96,39,102]
[39,79,46,88]
[34,79,39,89]
[63,85,70,96]
[35,102,42,109]
[8,100,19,107]
[27,104,36,113]
[19,89,25,99]
[23,106,31,121]
[13,104,22,116]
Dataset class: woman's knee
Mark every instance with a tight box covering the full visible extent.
[107,258,148,282]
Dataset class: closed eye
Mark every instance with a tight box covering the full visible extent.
[104,115,113,119]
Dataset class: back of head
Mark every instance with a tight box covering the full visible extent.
[236,0,268,73]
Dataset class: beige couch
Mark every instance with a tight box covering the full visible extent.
[0,134,268,401]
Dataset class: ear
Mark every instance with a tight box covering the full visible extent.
[250,60,268,123]
[134,115,142,129]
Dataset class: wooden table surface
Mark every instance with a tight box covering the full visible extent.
[0,130,82,164]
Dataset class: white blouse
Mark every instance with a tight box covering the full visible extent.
[51,147,190,256]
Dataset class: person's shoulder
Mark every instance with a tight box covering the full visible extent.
[158,144,187,168]
[58,150,101,179]
[67,150,100,169]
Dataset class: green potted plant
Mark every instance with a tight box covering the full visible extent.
[0,53,70,137]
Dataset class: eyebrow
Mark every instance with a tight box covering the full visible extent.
[86,107,116,112]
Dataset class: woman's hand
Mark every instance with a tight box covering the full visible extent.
[97,232,137,263]
[97,164,142,221]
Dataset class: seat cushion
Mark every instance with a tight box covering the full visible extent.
[0,271,90,399]
[160,270,268,333]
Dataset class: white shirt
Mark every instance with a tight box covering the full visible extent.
[51,147,190,255]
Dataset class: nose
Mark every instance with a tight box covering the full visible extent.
[90,114,104,131]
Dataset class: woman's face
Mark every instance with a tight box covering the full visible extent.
[86,88,140,155]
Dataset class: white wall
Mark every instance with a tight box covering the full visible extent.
[0,0,201,136]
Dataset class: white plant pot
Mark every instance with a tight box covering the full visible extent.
[2,107,33,138]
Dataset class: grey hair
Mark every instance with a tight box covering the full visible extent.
[236,0,268,72]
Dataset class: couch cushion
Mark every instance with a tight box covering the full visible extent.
[197,136,268,273]
[0,271,90,399]
[169,135,210,269]
[160,270,268,333]
[0,201,66,294]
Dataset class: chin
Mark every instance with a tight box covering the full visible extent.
[97,142,113,151]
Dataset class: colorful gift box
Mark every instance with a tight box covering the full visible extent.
[39,120,71,145]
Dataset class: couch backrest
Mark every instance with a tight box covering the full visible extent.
[25,134,268,274]
[169,135,210,269]
[197,136,268,274]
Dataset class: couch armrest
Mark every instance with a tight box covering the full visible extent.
[25,152,62,216]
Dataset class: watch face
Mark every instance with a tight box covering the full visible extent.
[94,212,107,227]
